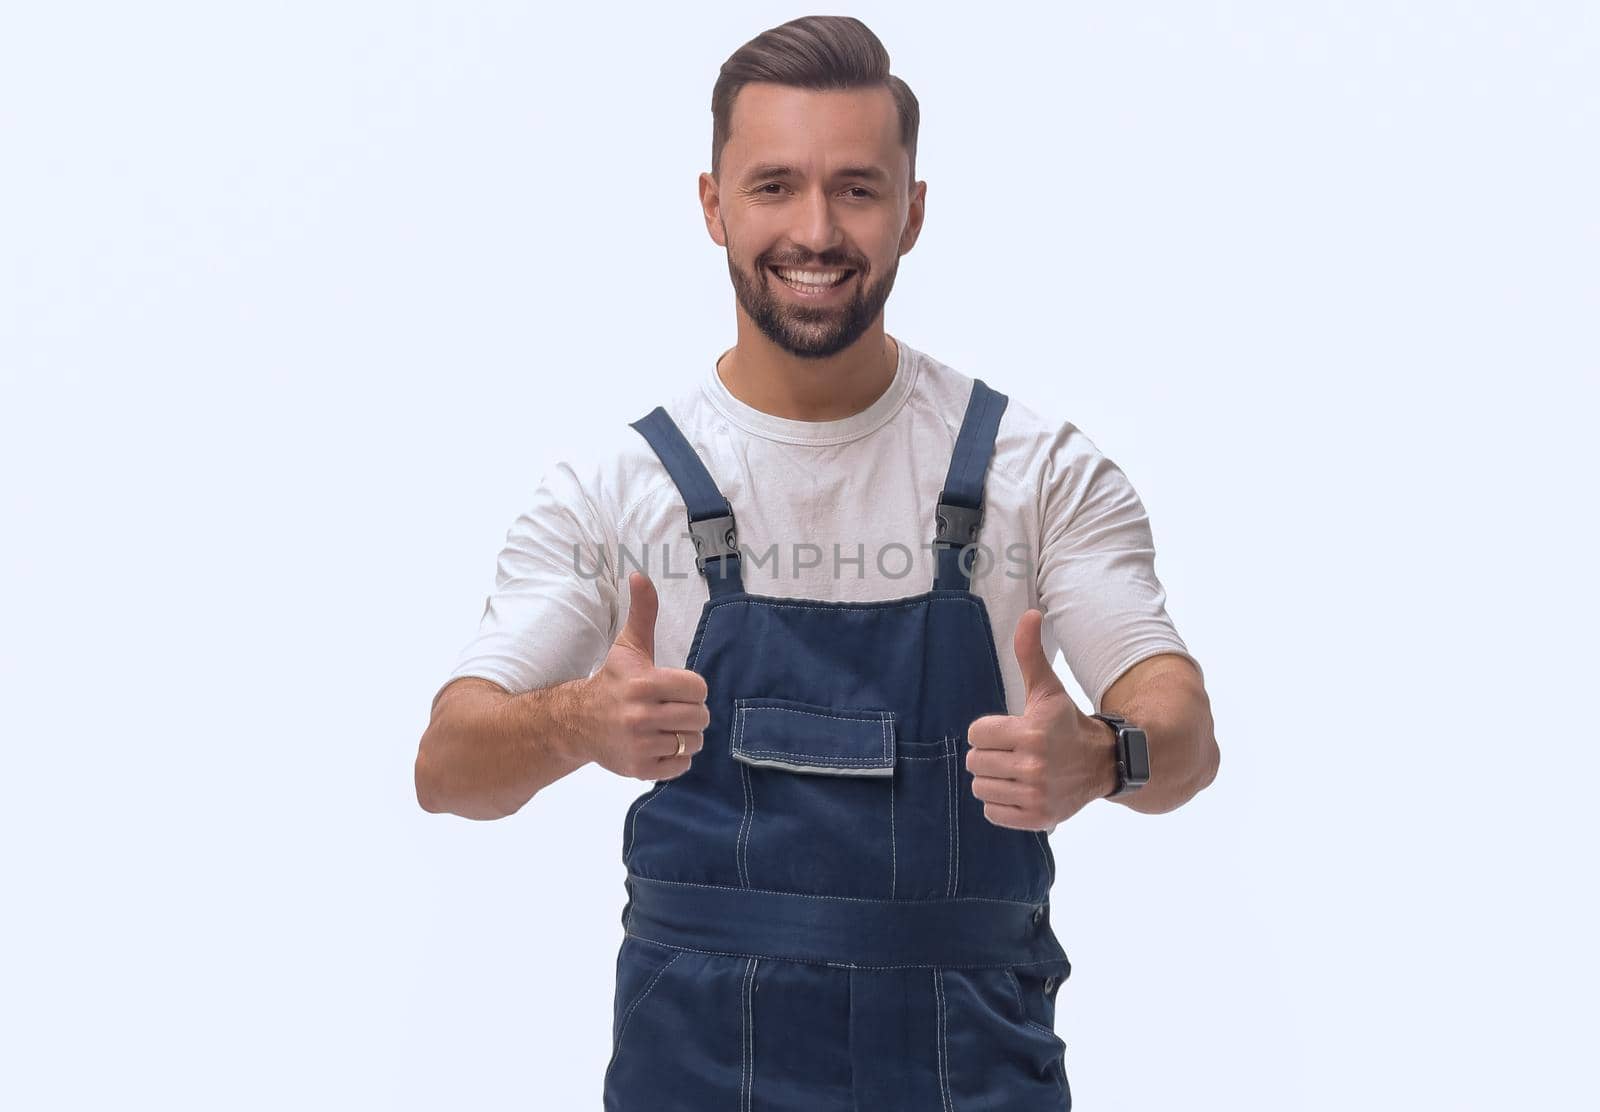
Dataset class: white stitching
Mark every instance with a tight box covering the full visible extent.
[731,704,895,768]
[1027,1018,1063,1041]
[621,930,1068,971]
[847,970,855,1072]
[735,702,753,886]
[1006,969,1027,1016]
[603,951,682,1089]
[952,737,962,897]
[732,755,893,777]
[741,956,757,1111]
[740,957,748,1110]
[889,757,897,898]
[934,968,954,1112]
[732,748,893,764]
[702,592,958,616]
[626,874,1045,908]
[944,750,955,897]
[625,599,726,861]
[960,594,1009,713]
[686,599,730,672]
[626,780,674,860]
[738,759,752,887]
[733,702,892,725]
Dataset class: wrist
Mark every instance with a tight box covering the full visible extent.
[546,675,598,767]
[1093,716,1121,799]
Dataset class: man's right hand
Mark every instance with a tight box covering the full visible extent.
[577,571,709,781]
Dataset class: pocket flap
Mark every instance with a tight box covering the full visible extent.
[730,697,895,777]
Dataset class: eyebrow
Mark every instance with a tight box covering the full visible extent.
[741,163,892,186]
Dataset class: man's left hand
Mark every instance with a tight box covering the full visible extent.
[965,608,1117,833]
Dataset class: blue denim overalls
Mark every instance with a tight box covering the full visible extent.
[605,379,1072,1110]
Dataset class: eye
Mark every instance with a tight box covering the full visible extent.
[754,183,875,198]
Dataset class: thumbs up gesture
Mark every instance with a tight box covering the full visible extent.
[579,572,710,781]
[964,609,1115,832]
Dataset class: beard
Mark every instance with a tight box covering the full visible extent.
[725,245,900,360]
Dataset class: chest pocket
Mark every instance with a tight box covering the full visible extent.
[728,697,897,896]
[730,697,895,775]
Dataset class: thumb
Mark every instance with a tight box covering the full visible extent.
[1013,608,1065,706]
[616,572,658,663]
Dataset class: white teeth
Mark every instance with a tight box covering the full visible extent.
[774,267,848,287]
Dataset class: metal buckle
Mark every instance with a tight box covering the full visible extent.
[688,513,739,573]
[933,500,983,547]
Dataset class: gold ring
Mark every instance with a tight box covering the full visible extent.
[674,732,687,758]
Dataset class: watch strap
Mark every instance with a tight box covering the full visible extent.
[1090,712,1142,797]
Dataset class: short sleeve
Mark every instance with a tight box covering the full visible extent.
[435,460,621,707]
[1034,422,1203,713]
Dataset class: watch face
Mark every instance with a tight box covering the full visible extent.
[1124,728,1150,782]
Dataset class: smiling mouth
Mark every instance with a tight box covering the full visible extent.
[768,265,855,296]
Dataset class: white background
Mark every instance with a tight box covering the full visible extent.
[2,2,1595,1108]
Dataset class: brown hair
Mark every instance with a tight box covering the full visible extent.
[711,16,920,188]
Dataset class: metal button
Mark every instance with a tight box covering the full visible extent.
[1043,975,1058,993]
[1031,905,1044,926]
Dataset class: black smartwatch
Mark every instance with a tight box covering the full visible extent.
[1090,712,1150,798]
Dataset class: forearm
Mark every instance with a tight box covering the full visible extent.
[415,676,596,820]
[1101,656,1219,814]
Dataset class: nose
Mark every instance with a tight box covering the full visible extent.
[788,185,846,259]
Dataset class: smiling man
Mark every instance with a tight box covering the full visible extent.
[714,87,904,375]
[416,15,1218,1111]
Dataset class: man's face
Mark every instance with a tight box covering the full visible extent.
[702,83,925,360]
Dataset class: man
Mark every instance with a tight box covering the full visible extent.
[416,15,1218,1110]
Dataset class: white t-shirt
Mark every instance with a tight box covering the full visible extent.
[438,338,1201,715]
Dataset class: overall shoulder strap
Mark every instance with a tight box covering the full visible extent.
[932,378,1008,592]
[628,407,744,597]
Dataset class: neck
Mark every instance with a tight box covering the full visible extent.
[715,328,899,422]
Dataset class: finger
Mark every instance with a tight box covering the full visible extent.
[978,801,1032,830]
[965,746,1025,780]
[654,756,695,781]
[649,729,704,761]
[965,713,1021,750]
[636,700,712,734]
[1013,609,1066,703]
[635,666,709,706]
[616,572,659,662]
[969,775,1036,807]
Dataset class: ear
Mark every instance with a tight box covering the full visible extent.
[899,178,927,256]
[699,171,727,247]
